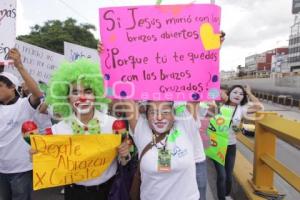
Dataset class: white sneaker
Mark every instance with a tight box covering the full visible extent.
[225,196,233,200]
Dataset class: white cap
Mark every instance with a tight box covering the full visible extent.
[0,72,20,88]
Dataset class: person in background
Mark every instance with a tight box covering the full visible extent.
[0,48,43,200]
[213,85,261,200]
[191,30,226,200]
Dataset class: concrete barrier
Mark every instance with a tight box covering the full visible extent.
[222,77,300,99]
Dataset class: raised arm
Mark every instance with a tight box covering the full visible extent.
[244,85,259,103]
[220,89,228,103]
[97,41,104,53]
[8,48,43,106]
[38,102,49,114]
[187,101,199,121]
[244,85,263,116]
[125,100,139,133]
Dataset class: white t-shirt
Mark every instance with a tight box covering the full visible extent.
[228,105,248,145]
[51,110,117,186]
[0,98,37,173]
[33,112,52,134]
[133,111,200,200]
[173,102,206,163]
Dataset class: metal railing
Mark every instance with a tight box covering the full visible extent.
[237,112,300,197]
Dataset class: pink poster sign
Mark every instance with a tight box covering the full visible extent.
[99,4,221,101]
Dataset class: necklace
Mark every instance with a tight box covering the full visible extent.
[71,118,101,134]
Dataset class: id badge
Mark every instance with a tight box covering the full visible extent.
[158,149,171,172]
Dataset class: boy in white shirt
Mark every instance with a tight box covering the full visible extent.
[0,49,42,200]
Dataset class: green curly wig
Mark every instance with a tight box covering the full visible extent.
[46,58,110,118]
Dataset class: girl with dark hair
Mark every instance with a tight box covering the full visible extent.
[225,85,248,106]
[214,84,261,200]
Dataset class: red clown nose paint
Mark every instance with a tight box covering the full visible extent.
[79,96,87,102]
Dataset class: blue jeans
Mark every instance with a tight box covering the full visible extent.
[0,171,32,200]
[196,160,207,200]
[213,144,236,200]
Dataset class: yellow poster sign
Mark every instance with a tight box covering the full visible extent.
[31,134,121,190]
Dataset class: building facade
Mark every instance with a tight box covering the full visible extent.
[288,15,300,72]
[245,54,261,75]
[245,48,288,75]
[220,70,236,81]
[271,53,289,73]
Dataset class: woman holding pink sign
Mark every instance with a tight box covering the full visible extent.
[123,100,204,200]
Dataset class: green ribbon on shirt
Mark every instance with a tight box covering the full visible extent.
[168,129,182,143]
[71,118,101,134]
[175,105,186,115]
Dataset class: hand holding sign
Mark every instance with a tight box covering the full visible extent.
[7,48,22,68]
[97,42,105,54]
[118,140,129,157]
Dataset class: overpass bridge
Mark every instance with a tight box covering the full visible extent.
[222,74,300,100]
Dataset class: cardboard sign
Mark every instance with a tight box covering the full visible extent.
[31,134,121,190]
[64,41,99,63]
[99,4,221,101]
[0,0,16,65]
[4,40,65,83]
[205,106,234,165]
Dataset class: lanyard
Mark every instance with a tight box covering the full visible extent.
[228,106,238,128]
[152,130,170,151]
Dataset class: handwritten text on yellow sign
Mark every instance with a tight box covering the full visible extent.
[31,134,121,190]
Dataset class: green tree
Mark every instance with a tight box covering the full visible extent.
[17,18,98,54]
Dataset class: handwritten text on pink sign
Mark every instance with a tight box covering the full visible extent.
[99,4,221,101]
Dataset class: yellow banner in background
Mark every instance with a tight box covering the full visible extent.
[31,134,121,190]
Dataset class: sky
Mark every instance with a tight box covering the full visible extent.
[16,0,295,71]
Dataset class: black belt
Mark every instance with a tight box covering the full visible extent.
[67,175,115,192]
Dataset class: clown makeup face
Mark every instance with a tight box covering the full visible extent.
[68,83,95,115]
[151,119,171,134]
[229,87,244,105]
[147,101,174,134]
